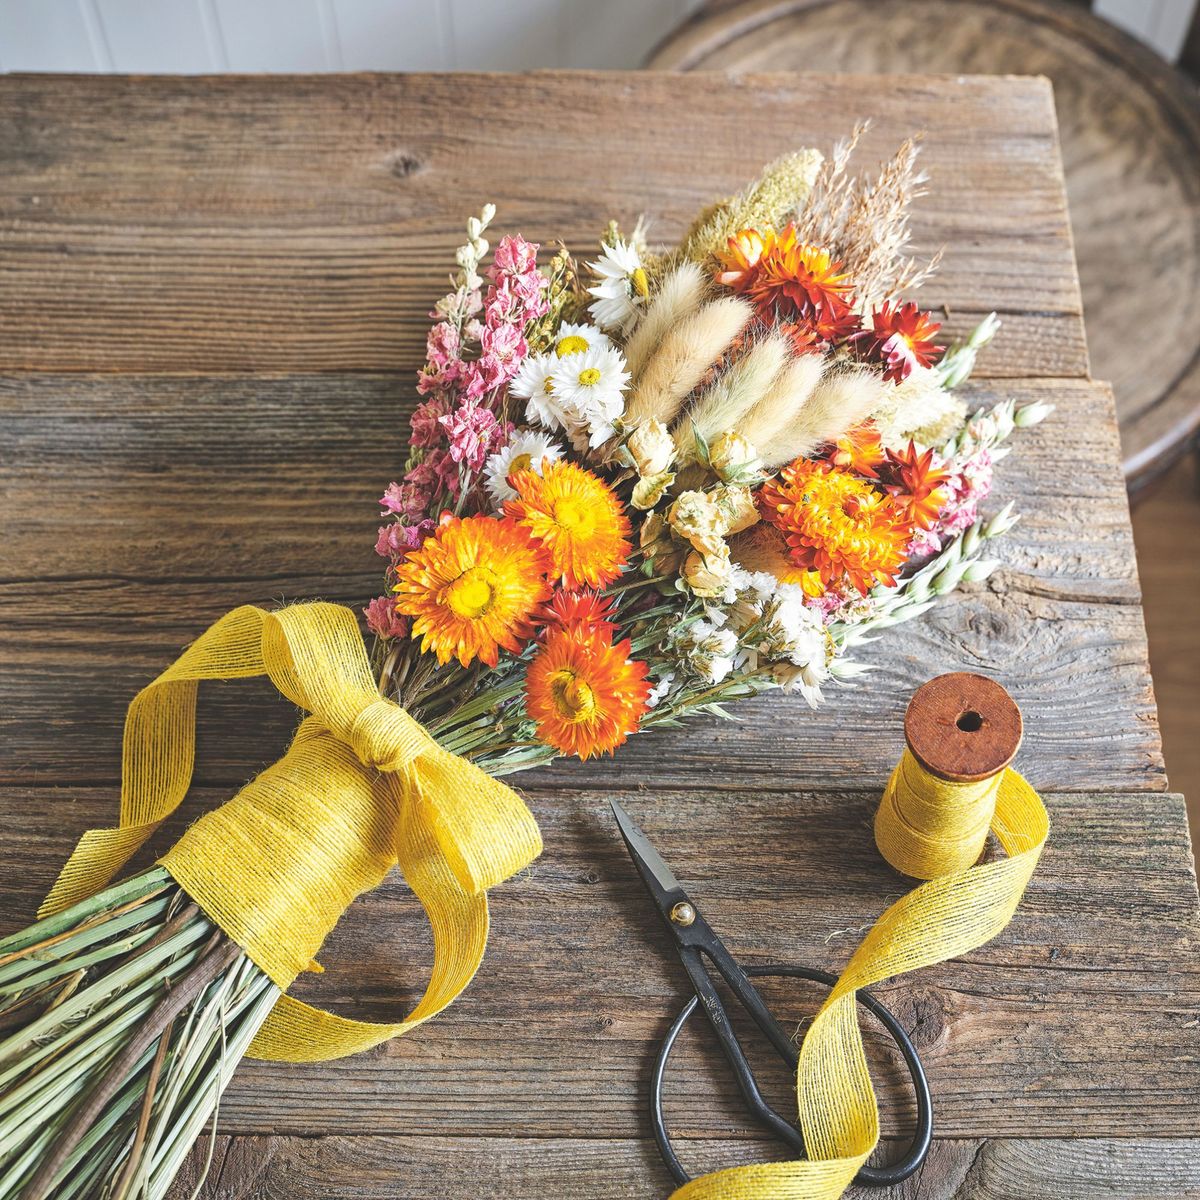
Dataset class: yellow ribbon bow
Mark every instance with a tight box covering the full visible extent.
[41,602,543,1062]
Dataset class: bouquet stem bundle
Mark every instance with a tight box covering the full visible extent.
[0,869,275,1200]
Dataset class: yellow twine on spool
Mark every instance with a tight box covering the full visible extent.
[875,672,1024,880]
[875,749,1001,878]
[39,602,543,1063]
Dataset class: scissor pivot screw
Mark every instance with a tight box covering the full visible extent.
[670,902,696,927]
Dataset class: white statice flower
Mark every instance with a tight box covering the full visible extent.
[767,584,826,666]
[483,429,564,508]
[716,566,779,628]
[509,353,563,430]
[645,671,675,709]
[772,659,830,708]
[554,321,612,358]
[549,344,630,449]
[587,239,648,335]
[713,569,829,705]
[679,619,739,685]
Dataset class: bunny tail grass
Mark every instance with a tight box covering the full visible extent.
[624,261,706,380]
[673,332,789,460]
[733,352,826,459]
[757,365,883,470]
[625,296,753,429]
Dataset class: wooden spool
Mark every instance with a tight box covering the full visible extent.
[649,0,1200,492]
[903,672,1023,784]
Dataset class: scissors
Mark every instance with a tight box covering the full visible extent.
[611,799,932,1188]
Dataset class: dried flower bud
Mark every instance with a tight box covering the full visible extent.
[708,431,761,482]
[712,485,759,536]
[640,510,685,573]
[627,418,675,478]
[682,547,733,598]
[668,491,726,558]
[632,471,675,511]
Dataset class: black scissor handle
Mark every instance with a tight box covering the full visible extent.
[651,963,933,1189]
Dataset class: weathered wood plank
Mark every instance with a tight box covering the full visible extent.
[0,375,1163,793]
[171,1134,1200,1199]
[0,72,1086,377]
[4,787,1196,1140]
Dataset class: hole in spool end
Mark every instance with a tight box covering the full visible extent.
[955,710,984,733]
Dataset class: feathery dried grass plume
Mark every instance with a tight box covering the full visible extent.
[674,332,789,458]
[624,261,706,380]
[757,365,883,469]
[625,296,753,428]
[794,123,939,313]
[869,364,966,448]
[737,353,827,454]
[680,149,824,264]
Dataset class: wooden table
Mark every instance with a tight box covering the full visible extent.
[0,72,1196,1198]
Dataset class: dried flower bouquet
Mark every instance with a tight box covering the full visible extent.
[0,128,1047,1200]
[366,127,1049,772]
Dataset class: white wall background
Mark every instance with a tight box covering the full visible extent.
[0,0,1191,73]
[0,0,705,73]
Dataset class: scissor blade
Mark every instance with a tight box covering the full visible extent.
[610,799,687,911]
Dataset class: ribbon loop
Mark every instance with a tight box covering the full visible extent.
[347,697,431,773]
[41,601,543,1063]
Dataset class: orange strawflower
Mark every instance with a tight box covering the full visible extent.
[714,229,768,291]
[758,458,913,595]
[525,624,649,760]
[505,459,631,590]
[393,514,551,668]
[716,225,860,348]
[542,589,619,636]
[753,231,853,316]
[829,424,886,480]
[863,302,944,383]
[885,441,952,530]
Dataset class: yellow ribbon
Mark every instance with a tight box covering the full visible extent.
[673,764,1048,1200]
[41,602,543,1063]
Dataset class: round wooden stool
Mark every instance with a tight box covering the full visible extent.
[649,0,1200,493]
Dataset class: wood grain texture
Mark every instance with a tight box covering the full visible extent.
[648,0,1200,487]
[0,375,1164,795]
[169,1133,1200,1199]
[3,787,1196,1142]
[0,70,1189,1198]
[1133,454,1200,852]
[0,71,1085,378]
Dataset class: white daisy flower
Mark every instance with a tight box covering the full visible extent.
[554,321,612,359]
[549,344,630,448]
[550,344,628,418]
[483,430,564,509]
[587,238,648,335]
[508,353,564,432]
